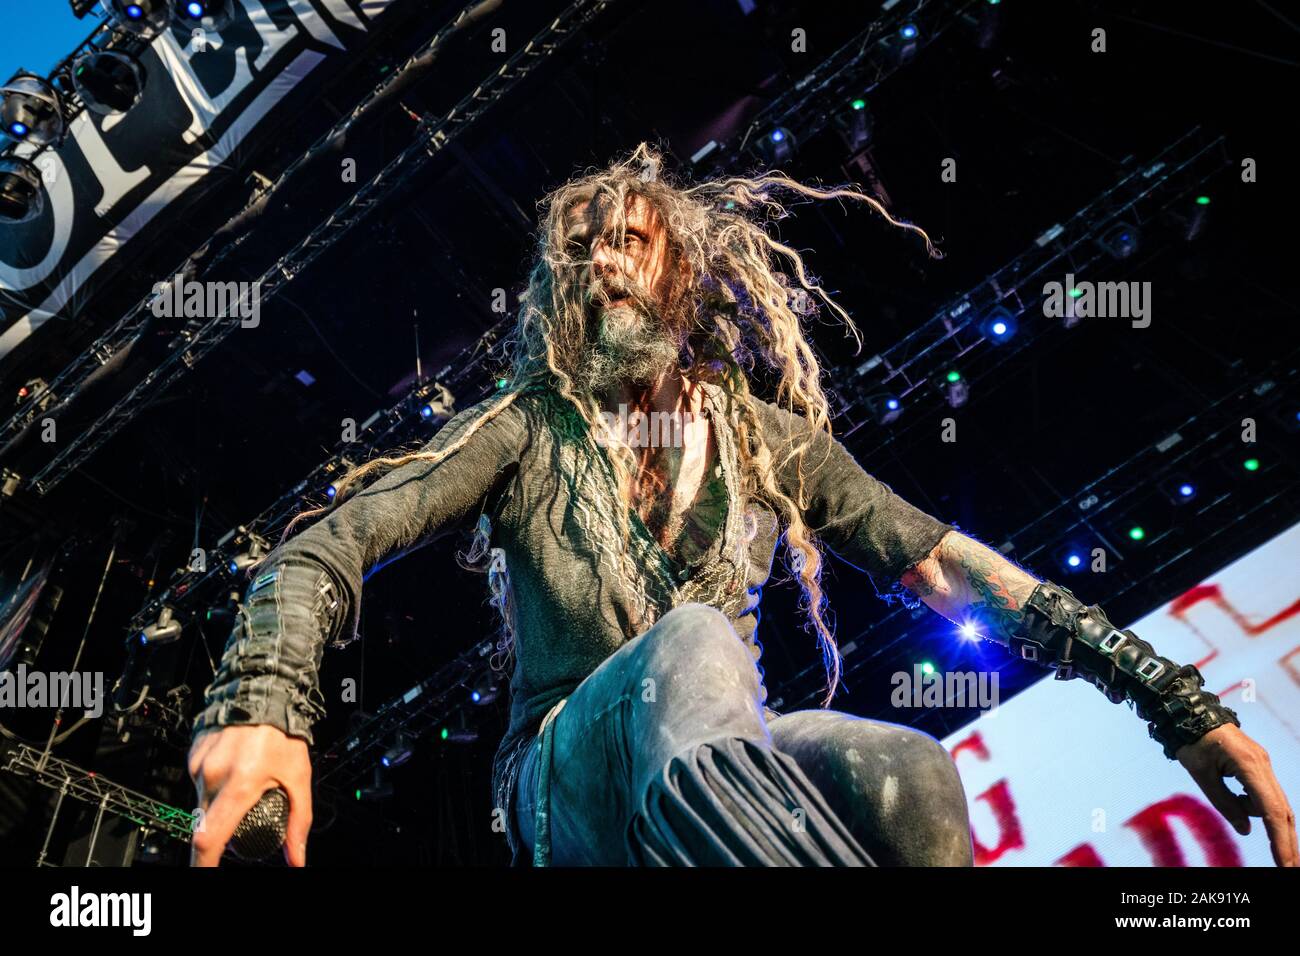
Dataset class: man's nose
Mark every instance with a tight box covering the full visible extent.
[589,239,619,276]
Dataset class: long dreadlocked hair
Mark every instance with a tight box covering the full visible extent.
[272,142,939,708]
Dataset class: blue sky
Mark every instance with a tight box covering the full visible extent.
[0,3,98,81]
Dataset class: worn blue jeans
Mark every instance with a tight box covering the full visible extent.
[513,602,974,866]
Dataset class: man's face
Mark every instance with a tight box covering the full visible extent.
[567,193,671,315]
[565,193,682,394]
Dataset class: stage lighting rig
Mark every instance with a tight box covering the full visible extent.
[226,534,269,575]
[104,0,172,36]
[413,380,455,423]
[755,126,795,166]
[16,378,55,411]
[1096,222,1139,260]
[865,393,904,426]
[202,592,240,630]
[440,716,479,744]
[174,0,234,34]
[834,96,875,151]
[1162,194,1211,242]
[381,731,417,769]
[978,305,1017,344]
[70,49,147,116]
[1054,540,1104,576]
[1162,476,1199,506]
[355,766,394,802]
[139,606,182,646]
[1,74,66,146]
[470,673,500,705]
[879,22,920,66]
[940,369,969,409]
[0,158,46,224]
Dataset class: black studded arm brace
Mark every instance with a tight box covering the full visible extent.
[191,559,341,745]
[1008,580,1241,759]
[191,394,527,746]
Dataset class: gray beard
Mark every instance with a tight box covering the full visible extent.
[575,303,679,395]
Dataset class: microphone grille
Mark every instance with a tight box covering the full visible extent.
[228,787,290,862]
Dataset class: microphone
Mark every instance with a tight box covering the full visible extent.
[228,787,291,862]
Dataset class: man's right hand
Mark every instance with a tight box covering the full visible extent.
[187,724,313,867]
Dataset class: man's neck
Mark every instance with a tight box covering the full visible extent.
[596,367,699,418]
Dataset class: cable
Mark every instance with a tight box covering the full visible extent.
[37,529,119,769]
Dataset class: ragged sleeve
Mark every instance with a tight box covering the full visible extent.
[752,398,952,584]
[191,391,530,745]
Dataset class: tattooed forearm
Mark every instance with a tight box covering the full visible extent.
[902,530,1039,643]
[955,544,1030,642]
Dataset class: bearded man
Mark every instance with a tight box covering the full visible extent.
[187,145,1296,868]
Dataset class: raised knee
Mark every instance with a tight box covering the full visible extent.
[880,724,961,784]
[634,602,754,678]
[783,716,962,801]
[882,728,971,863]
[774,715,971,865]
[650,603,740,651]
[661,601,733,632]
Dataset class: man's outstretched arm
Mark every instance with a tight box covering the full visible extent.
[192,391,528,745]
[752,398,1295,865]
[188,392,528,866]
[899,528,1037,641]
[901,529,1299,867]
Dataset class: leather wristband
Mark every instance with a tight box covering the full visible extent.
[1007,581,1240,760]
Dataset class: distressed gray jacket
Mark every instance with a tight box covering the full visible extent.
[191,381,953,864]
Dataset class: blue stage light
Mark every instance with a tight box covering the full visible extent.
[979,306,1017,344]
[1097,222,1140,260]
[1164,475,1199,505]
[867,394,903,425]
[900,24,918,39]
[9,122,28,138]
[419,403,434,419]
[326,484,337,499]
[109,0,171,35]
[1066,553,1082,569]
[757,127,796,165]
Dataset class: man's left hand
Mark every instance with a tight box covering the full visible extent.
[1177,723,1298,866]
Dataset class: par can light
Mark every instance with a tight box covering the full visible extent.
[1,75,66,147]
[0,157,46,224]
[71,50,147,116]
